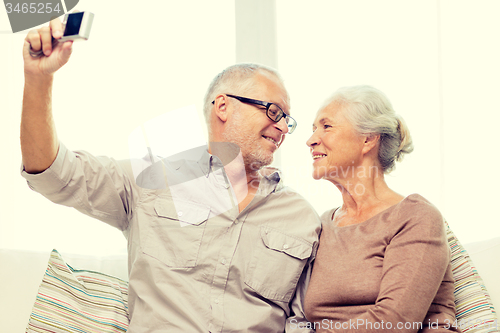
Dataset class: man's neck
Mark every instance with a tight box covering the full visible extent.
[208,142,264,212]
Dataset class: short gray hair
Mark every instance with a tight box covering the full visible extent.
[203,63,285,136]
[325,85,414,173]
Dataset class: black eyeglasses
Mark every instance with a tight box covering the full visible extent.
[212,94,297,134]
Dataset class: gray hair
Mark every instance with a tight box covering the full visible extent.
[325,85,414,173]
[203,63,285,136]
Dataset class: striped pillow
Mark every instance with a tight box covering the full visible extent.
[446,221,499,333]
[26,249,129,333]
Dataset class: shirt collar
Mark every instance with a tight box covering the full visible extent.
[259,167,283,192]
[196,149,233,178]
[198,148,283,191]
[196,148,212,177]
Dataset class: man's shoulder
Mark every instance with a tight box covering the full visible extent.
[261,170,319,218]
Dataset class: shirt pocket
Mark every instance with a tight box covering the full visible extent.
[142,196,210,268]
[244,226,313,303]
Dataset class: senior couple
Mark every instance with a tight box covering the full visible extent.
[21,19,458,333]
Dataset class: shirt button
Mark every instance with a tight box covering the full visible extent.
[178,211,183,217]
[220,258,226,265]
[283,244,289,250]
[214,299,219,304]
[234,218,239,224]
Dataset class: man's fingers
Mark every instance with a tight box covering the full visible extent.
[40,26,53,56]
[25,29,41,52]
[23,40,34,59]
[59,41,73,65]
[49,16,64,39]
[25,16,64,57]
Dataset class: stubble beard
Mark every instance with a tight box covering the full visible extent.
[222,116,274,173]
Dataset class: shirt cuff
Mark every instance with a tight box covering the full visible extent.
[21,142,69,192]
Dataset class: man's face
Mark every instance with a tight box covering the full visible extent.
[222,73,290,171]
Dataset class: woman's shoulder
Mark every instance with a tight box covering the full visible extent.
[395,193,445,229]
[400,193,442,215]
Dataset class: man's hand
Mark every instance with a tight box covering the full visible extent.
[23,17,73,77]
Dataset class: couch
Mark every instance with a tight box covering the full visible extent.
[1,234,499,332]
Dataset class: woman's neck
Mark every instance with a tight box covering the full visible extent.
[330,168,404,226]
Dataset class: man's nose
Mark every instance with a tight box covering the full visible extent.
[274,117,289,134]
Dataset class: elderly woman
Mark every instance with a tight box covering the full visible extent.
[303,86,459,333]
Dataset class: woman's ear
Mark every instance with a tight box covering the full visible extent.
[362,134,380,155]
[213,94,228,122]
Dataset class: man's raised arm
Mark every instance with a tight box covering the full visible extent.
[21,18,73,173]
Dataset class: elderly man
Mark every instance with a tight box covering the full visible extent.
[21,18,320,332]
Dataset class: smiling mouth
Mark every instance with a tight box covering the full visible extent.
[313,154,327,161]
[263,136,279,148]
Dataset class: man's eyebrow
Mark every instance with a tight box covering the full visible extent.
[275,101,289,115]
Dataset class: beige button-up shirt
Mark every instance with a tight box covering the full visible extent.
[22,143,321,332]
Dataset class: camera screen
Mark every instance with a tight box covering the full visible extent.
[64,12,84,36]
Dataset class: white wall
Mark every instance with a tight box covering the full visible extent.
[0,0,236,255]
[275,0,500,244]
[1,0,498,257]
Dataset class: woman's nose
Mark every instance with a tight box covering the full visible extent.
[306,132,319,148]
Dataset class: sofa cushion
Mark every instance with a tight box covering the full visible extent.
[26,249,129,333]
[446,221,498,332]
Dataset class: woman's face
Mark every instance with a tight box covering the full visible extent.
[306,102,366,181]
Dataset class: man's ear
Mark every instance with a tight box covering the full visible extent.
[213,94,229,122]
[362,134,380,155]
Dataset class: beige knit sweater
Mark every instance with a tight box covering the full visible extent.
[304,194,459,333]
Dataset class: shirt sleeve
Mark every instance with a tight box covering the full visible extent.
[323,200,458,333]
[21,142,137,231]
